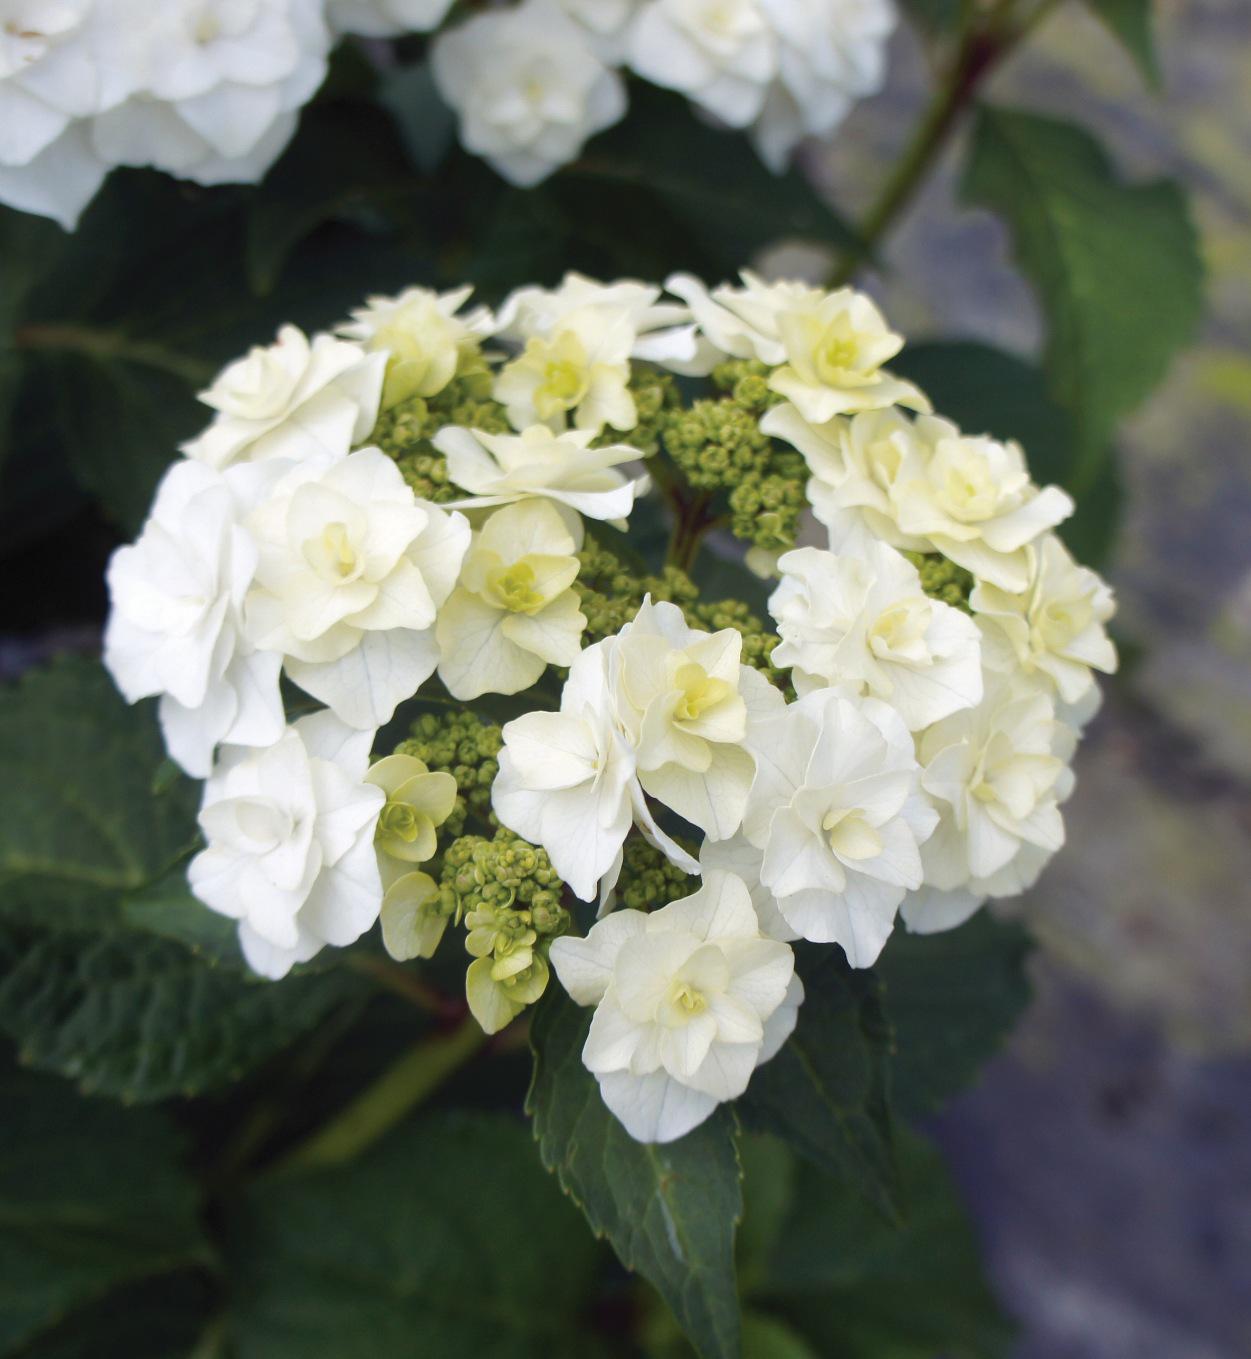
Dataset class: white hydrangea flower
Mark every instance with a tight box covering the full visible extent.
[549,869,801,1142]
[666,270,928,423]
[430,0,626,188]
[612,597,785,839]
[750,0,896,171]
[432,424,650,524]
[769,541,983,730]
[493,641,637,902]
[699,833,797,942]
[761,404,929,553]
[886,415,1075,592]
[86,0,329,188]
[900,671,1071,935]
[972,532,1117,704]
[436,499,587,700]
[627,0,777,130]
[493,273,710,432]
[558,0,642,60]
[183,325,386,470]
[326,0,454,38]
[742,686,937,966]
[104,458,284,778]
[245,446,470,727]
[188,712,384,979]
[337,285,494,409]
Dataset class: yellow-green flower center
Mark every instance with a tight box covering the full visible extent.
[490,561,546,613]
[673,662,731,722]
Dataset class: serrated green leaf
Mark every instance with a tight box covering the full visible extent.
[892,341,1121,566]
[961,107,1202,495]
[0,925,363,1101]
[120,870,246,968]
[527,989,743,1359]
[226,1112,607,1358]
[0,1066,210,1354]
[1083,0,1160,88]
[0,659,199,930]
[737,945,899,1221]
[757,1130,1014,1359]
[876,914,1032,1119]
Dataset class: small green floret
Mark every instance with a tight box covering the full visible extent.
[904,551,976,613]
[396,711,502,836]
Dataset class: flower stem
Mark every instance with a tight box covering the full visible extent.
[14,322,215,386]
[828,0,1067,287]
[270,1014,487,1176]
[348,952,464,1018]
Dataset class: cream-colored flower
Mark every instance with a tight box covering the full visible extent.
[338,284,493,408]
[379,871,448,961]
[550,869,801,1142]
[742,686,937,965]
[665,270,927,423]
[972,532,1117,704]
[889,416,1074,592]
[245,447,470,727]
[611,597,785,839]
[902,671,1070,935]
[769,541,983,730]
[182,324,385,469]
[433,423,649,523]
[436,500,587,699]
[365,753,457,885]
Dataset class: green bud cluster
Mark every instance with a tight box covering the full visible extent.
[689,597,787,689]
[596,367,680,458]
[369,373,509,503]
[573,542,700,642]
[616,835,698,913]
[904,551,976,613]
[395,710,502,836]
[659,359,805,555]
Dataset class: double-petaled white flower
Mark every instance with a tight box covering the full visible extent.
[188,712,384,979]
[769,541,983,729]
[750,0,896,171]
[337,284,493,408]
[436,499,587,699]
[493,641,636,902]
[972,532,1117,704]
[550,868,801,1142]
[183,325,386,470]
[558,0,642,60]
[612,597,784,839]
[902,671,1071,935]
[104,458,284,777]
[628,0,777,130]
[326,0,453,37]
[244,446,470,727]
[430,0,625,188]
[666,271,928,423]
[742,687,937,966]
[493,273,706,432]
[433,423,650,524]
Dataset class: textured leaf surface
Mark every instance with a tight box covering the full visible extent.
[962,107,1202,492]
[757,1129,1014,1359]
[528,990,743,1359]
[877,915,1032,1119]
[0,659,198,929]
[737,945,898,1220]
[227,1113,606,1359]
[0,1067,208,1354]
[0,925,362,1101]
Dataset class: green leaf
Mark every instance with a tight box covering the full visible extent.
[0,925,363,1101]
[120,869,247,968]
[0,659,199,930]
[961,107,1202,495]
[528,990,743,1359]
[226,1112,607,1358]
[569,87,861,277]
[0,1066,210,1354]
[891,340,1121,566]
[757,1130,1014,1359]
[742,1312,819,1359]
[737,945,899,1221]
[1083,0,1160,88]
[876,915,1032,1120]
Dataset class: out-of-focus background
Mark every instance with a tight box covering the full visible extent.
[814,1,1251,1353]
